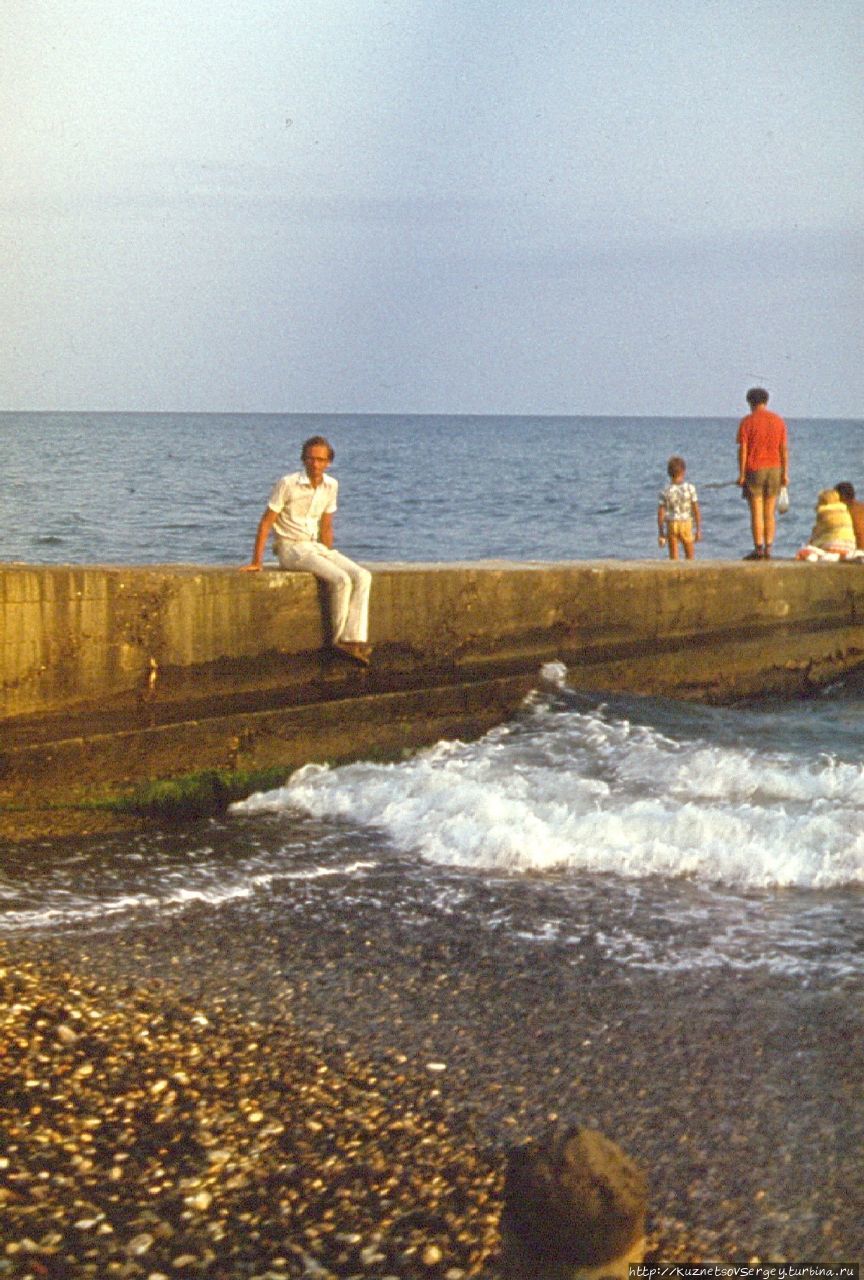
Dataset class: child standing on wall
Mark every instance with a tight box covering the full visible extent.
[658,456,702,560]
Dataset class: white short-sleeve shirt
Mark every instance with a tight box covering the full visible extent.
[268,471,338,543]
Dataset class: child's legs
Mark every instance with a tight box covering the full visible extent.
[667,518,693,560]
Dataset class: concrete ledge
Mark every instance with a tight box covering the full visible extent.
[2,560,864,819]
[0,674,534,802]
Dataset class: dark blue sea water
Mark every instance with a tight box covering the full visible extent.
[2,411,862,564]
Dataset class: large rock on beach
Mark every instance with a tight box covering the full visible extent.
[500,1125,647,1279]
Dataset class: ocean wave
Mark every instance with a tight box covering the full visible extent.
[233,699,864,890]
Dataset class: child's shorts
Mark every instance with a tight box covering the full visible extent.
[668,518,694,542]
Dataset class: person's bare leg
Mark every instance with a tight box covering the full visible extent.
[683,538,695,560]
[667,533,680,560]
[762,495,777,556]
[749,493,765,551]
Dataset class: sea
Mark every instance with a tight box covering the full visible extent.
[1,410,863,968]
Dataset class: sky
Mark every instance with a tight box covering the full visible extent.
[3,0,862,417]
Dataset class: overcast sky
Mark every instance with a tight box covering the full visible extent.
[3,0,861,416]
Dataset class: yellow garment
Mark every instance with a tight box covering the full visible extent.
[808,489,856,552]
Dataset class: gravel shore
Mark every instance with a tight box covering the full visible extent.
[2,885,862,1275]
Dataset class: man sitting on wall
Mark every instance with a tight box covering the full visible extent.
[241,435,372,665]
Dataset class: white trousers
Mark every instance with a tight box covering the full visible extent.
[276,540,371,644]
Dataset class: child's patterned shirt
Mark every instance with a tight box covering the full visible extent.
[659,481,698,522]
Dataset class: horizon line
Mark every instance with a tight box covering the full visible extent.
[1,409,861,423]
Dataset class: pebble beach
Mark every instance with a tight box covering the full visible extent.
[2,877,861,1276]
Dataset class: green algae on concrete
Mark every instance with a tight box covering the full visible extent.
[106,765,290,821]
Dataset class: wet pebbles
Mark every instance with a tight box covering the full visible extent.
[0,950,502,1278]
[2,891,861,1273]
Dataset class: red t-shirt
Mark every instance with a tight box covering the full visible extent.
[736,406,788,470]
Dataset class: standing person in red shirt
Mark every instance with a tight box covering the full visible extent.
[736,387,789,560]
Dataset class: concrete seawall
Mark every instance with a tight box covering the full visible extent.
[2,560,864,826]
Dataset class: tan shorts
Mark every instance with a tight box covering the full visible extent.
[745,467,782,499]
[667,518,694,542]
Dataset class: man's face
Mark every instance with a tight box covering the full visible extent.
[303,447,332,485]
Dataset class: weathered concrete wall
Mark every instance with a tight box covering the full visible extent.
[2,560,863,817]
[1,565,323,718]
[3,560,864,716]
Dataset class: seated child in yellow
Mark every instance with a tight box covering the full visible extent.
[658,456,702,560]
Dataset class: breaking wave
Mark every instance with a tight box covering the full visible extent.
[235,674,864,891]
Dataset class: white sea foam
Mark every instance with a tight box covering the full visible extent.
[0,879,270,934]
[234,701,864,890]
[0,861,379,935]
